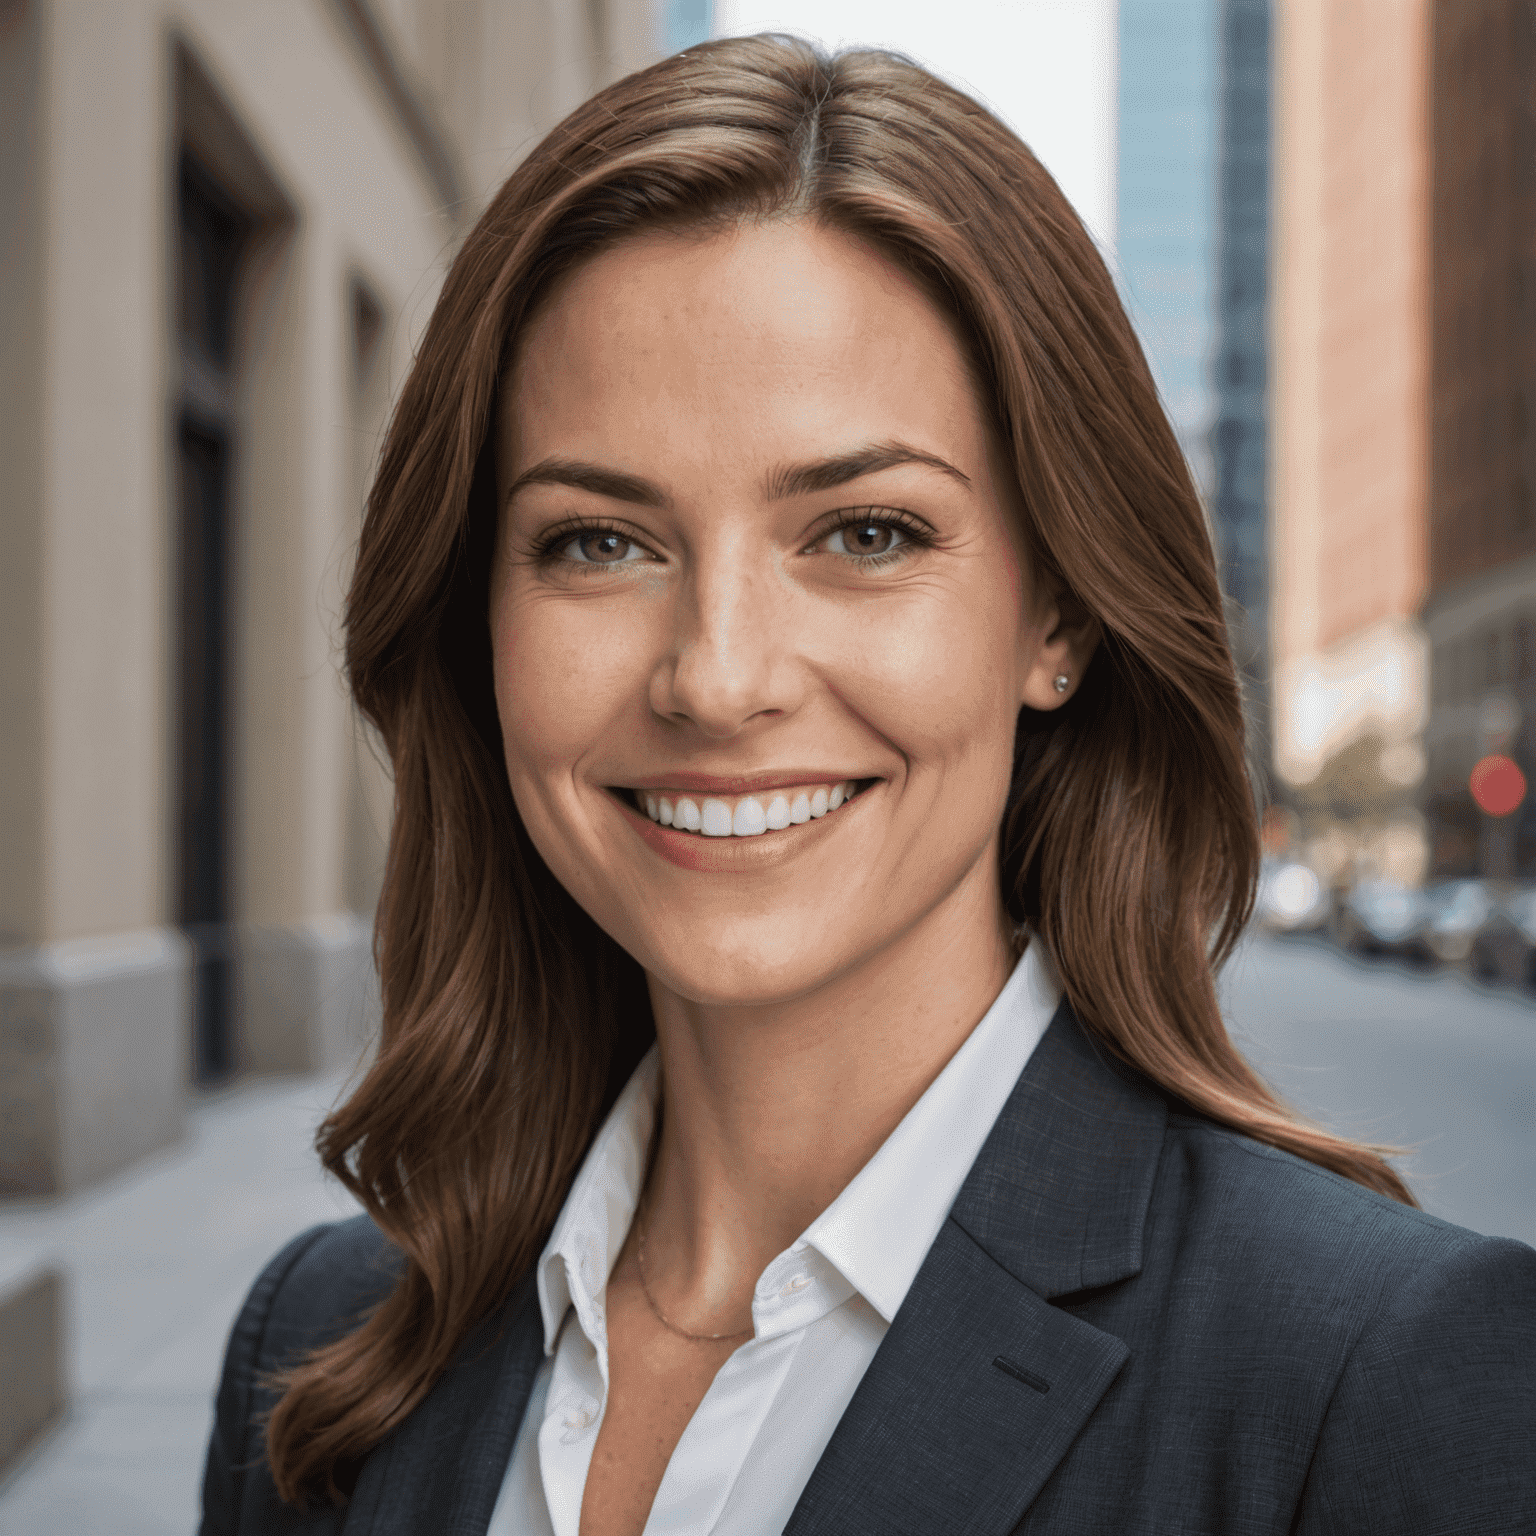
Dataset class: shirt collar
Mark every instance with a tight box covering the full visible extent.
[800,939,1061,1323]
[533,938,1061,1350]
[535,1048,659,1355]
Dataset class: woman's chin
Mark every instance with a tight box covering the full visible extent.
[638,927,877,1013]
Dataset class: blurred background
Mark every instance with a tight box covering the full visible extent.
[1,0,1532,1529]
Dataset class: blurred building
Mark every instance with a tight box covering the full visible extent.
[0,0,663,1208]
[1116,0,1272,768]
[1209,0,1271,769]
[1116,0,1219,494]
[1270,0,1536,889]
[1421,0,1536,881]
[664,0,711,50]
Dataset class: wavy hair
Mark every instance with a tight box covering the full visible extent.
[267,34,1414,1508]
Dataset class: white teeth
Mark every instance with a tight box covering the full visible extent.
[733,797,768,835]
[640,782,860,836]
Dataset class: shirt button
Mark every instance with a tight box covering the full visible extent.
[552,1393,601,1442]
[779,1273,812,1297]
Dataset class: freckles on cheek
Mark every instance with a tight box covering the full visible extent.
[849,592,1020,757]
[493,599,651,774]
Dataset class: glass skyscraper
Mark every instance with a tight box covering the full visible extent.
[665,0,713,52]
[1118,0,1272,770]
[1116,0,1220,494]
[1212,0,1273,759]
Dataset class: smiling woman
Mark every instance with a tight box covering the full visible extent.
[201,34,1535,1536]
[492,222,1067,941]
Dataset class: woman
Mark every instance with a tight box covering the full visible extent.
[202,35,1535,1536]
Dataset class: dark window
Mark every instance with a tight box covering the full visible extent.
[175,156,249,1084]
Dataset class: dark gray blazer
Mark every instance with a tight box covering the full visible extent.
[201,1005,1536,1534]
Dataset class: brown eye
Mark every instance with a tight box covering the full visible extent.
[572,531,637,563]
[849,523,893,554]
[824,521,907,558]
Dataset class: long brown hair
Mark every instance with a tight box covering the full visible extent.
[268,34,1413,1507]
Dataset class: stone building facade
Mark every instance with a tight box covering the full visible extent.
[0,0,663,1204]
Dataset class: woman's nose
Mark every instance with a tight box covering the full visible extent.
[650,546,802,738]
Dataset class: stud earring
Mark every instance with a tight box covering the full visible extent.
[1053,674,1070,694]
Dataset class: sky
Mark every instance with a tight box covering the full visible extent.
[712,0,1119,247]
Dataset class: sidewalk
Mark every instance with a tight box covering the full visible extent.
[0,1072,362,1535]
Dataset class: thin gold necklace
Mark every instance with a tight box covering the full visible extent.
[633,1198,754,1344]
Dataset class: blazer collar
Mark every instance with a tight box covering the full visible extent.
[784,1001,1168,1536]
[948,997,1168,1298]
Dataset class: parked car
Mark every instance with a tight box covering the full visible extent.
[1254,858,1332,933]
[1422,879,1499,967]
[1332,879,1432,961]
[1467,884,1536,988]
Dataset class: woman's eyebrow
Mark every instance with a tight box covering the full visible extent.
[766,441,972,499]
[505,440,971,509]
[506,459,670,507]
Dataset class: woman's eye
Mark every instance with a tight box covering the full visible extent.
[823,521,908,558]
[561,530,646,564]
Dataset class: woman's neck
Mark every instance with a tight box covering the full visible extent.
[638,854,1017,1321]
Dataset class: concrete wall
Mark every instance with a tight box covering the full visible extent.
[0,931,188,1196]
[0,0,661,1194]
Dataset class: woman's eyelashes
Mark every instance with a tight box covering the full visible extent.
[811,515,927,565]
[532,519,660,570]
[803,507,936,568]
[529,507,936,574]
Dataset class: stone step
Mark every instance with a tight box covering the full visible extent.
[0,1259,65,1476]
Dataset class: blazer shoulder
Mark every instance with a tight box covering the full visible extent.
[1161,1109,1535,1288]
[253,1213,403,1365]
[201,1216,401,1536]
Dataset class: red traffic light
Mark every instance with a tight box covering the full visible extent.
[1470,754,1527,817]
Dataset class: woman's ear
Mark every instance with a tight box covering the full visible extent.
[1019,580,1100,710]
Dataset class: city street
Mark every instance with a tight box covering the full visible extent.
[1222,934,1536,1247]
[0,933,1531,1532]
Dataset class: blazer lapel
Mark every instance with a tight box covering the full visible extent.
[783,1220,1128,1535]
[342,1274,545,1536]
[787,1004,1168,1536]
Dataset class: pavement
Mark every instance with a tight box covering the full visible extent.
[0,932,1531,1533]
[0,1072,360,1535]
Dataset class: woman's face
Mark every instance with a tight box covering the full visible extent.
[492,220,1085,1007]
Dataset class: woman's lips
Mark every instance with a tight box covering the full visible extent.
[633,780,862,836]
[610,780,874,871]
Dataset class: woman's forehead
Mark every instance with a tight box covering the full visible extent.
[500,220,991,484]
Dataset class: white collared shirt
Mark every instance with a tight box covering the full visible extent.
[487,941,1061,1536]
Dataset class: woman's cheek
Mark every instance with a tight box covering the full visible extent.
[834,585,1019,764]
[494,589,654,773]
